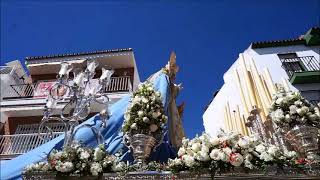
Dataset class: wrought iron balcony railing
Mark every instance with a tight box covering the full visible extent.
[0,132,63,159]
[3,76,132,99]
[0,66,14,75]
[280,56,320,79]
[310,100,320,107]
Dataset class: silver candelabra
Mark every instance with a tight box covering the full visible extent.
[38,60,114,148]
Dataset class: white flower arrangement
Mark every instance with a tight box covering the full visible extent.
[270,87,320,129]
[25,143,121,176]
[122,82,167,136]
[168,131,297,172]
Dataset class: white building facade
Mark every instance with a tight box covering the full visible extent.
[203,28,320,136]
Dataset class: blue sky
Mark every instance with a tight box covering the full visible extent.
[1,0,319,138]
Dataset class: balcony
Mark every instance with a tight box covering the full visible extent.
[280,56,320,84]
[0,66,14,75]
[0,132,62,159]
[0,123,66,159]
[310,100,320,107]
[2,76,132,100]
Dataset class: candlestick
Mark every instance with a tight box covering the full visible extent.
[248,65,269,117]
[249,58,271,106]
[234,69,249,117]
[260,74,272,102]
[100,68,114,81]
[59,62,69,76]
[239,54,257,109]
[263,68,276,96]
[46,98,56,108]
[87,61,98,73]
[223,108,230,131]
[236,105,246,135]
[74,72,85,86]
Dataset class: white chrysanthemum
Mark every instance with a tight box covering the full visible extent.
[289,105,298,114]
[274,109,285,120]
[182,155,195,167]
[267,145,280,157]
[255,144,266,153]
[55,161,74,173]
[142,97,149,103]
[209,137,220,146]
[143,117,150,123]
[182,138,189,147]
[209,149,221,161]
[196,151,210,162]
[219,152,229,162]
[112,161,126,172]
[260,152,274,162]
[222,147,232,155]
[191,143,201,152]
[284,150,297,158]
[284,114,292,122]
[186,148,195,156]
[80,151,90,160]
[93,147,105,161]
[138,111,144,117]
[90,162,102,176]
[276,97,284,105]
[130,123,138,130]
[238,138,249,149]
[294,100,303,106]
[201,145,209,153]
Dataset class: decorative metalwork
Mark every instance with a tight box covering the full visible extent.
[38,60,114,148]
[23,166,320,180]
[245,106,268,143]
[123,132,165,165]
[285,125,320,162]
[124,134,157,165]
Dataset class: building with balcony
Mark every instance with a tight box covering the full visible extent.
[203,27,320,136]
[0,48,140,159]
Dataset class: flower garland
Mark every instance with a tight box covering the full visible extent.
[25,132,315,175]
[122,82,168,136]
[25,143,125,176]
[269,87,320,130]
[167,131,298,173]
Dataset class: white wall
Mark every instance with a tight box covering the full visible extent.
[203,45,320,136]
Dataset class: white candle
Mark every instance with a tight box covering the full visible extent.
[74,72,85,86]
[59,63,69,75]
[100,68,114,81]
[46,98,56,108]
[88,86,96,95]
[87,61,97,73]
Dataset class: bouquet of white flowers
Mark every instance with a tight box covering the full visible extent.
[122,82,168,136]
[25,143,124,176]
[167,131,297,173]
[269,87,320,129]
